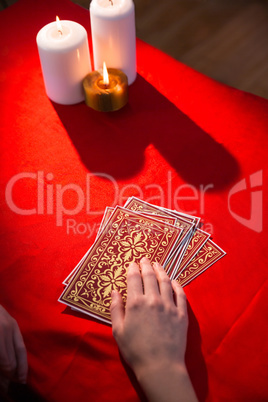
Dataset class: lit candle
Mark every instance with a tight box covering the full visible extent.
[36,17,92,105]
[83,62,128,112]
[90,0,136,85]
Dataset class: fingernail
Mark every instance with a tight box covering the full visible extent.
[128,262,135,270]
[141,257,149,263]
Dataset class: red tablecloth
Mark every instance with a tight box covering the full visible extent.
[0,0,268,401]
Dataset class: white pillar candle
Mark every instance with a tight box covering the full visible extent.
[90,0,136,85]
[36,19,92,105]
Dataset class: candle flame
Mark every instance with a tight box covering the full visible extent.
[103,62,109,85]
[56,16,63,35]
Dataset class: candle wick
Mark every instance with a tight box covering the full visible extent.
[58,29,63,36]
[109,0,113,5]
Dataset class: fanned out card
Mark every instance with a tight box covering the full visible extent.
[176,239,226,285]
[100,206,178,230]
[124,197,199,278]
[168,228,211,279]
[179,228,211,272]
[63,208,178,285]
[160,206,200,226]
[124,198,195,266]
[60,198,226,325]
[124,197,195,242]
[59,206,183,324]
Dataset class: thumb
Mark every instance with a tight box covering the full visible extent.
[110,290,124,337]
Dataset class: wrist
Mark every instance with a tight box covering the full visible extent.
[135,360,187,383]
[134,361,198,402]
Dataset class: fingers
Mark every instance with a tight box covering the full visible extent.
[152,262,174,302]
[127,262,143,296]
[171,281,188,318]
[140,257,159,295]
[13,321,28,384]
[110,290,124,337]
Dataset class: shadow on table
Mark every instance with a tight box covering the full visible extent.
[52,74,239,190]
[186,303,208,402]
[62,305,111,328]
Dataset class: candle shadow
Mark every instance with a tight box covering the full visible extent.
[52,74,239,190]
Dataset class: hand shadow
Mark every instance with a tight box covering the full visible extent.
[52,74,239,190]
[186,302,208,402]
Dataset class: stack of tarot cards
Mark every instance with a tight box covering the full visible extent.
[59,197,226,324]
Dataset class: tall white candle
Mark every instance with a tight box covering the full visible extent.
[90,0,136,85]
[36,19,92,105]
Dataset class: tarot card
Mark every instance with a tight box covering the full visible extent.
[176,239,226,285]
[59,206,183,324]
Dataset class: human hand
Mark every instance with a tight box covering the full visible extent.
[111,258,197,402]
[0,305,28,394]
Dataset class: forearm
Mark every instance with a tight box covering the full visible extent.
[135,362,198,402]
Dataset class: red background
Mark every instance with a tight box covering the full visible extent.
[0,0,268,400]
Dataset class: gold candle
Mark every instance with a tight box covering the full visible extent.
[83,62,128,112]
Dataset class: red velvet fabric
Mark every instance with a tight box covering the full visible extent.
[0,0,268,401]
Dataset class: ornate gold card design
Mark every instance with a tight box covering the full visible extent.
[176,239,226,285]
[124,197,194,237]
[174,228,211,275]
[59,206,182,323]
[124,198,198,278]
